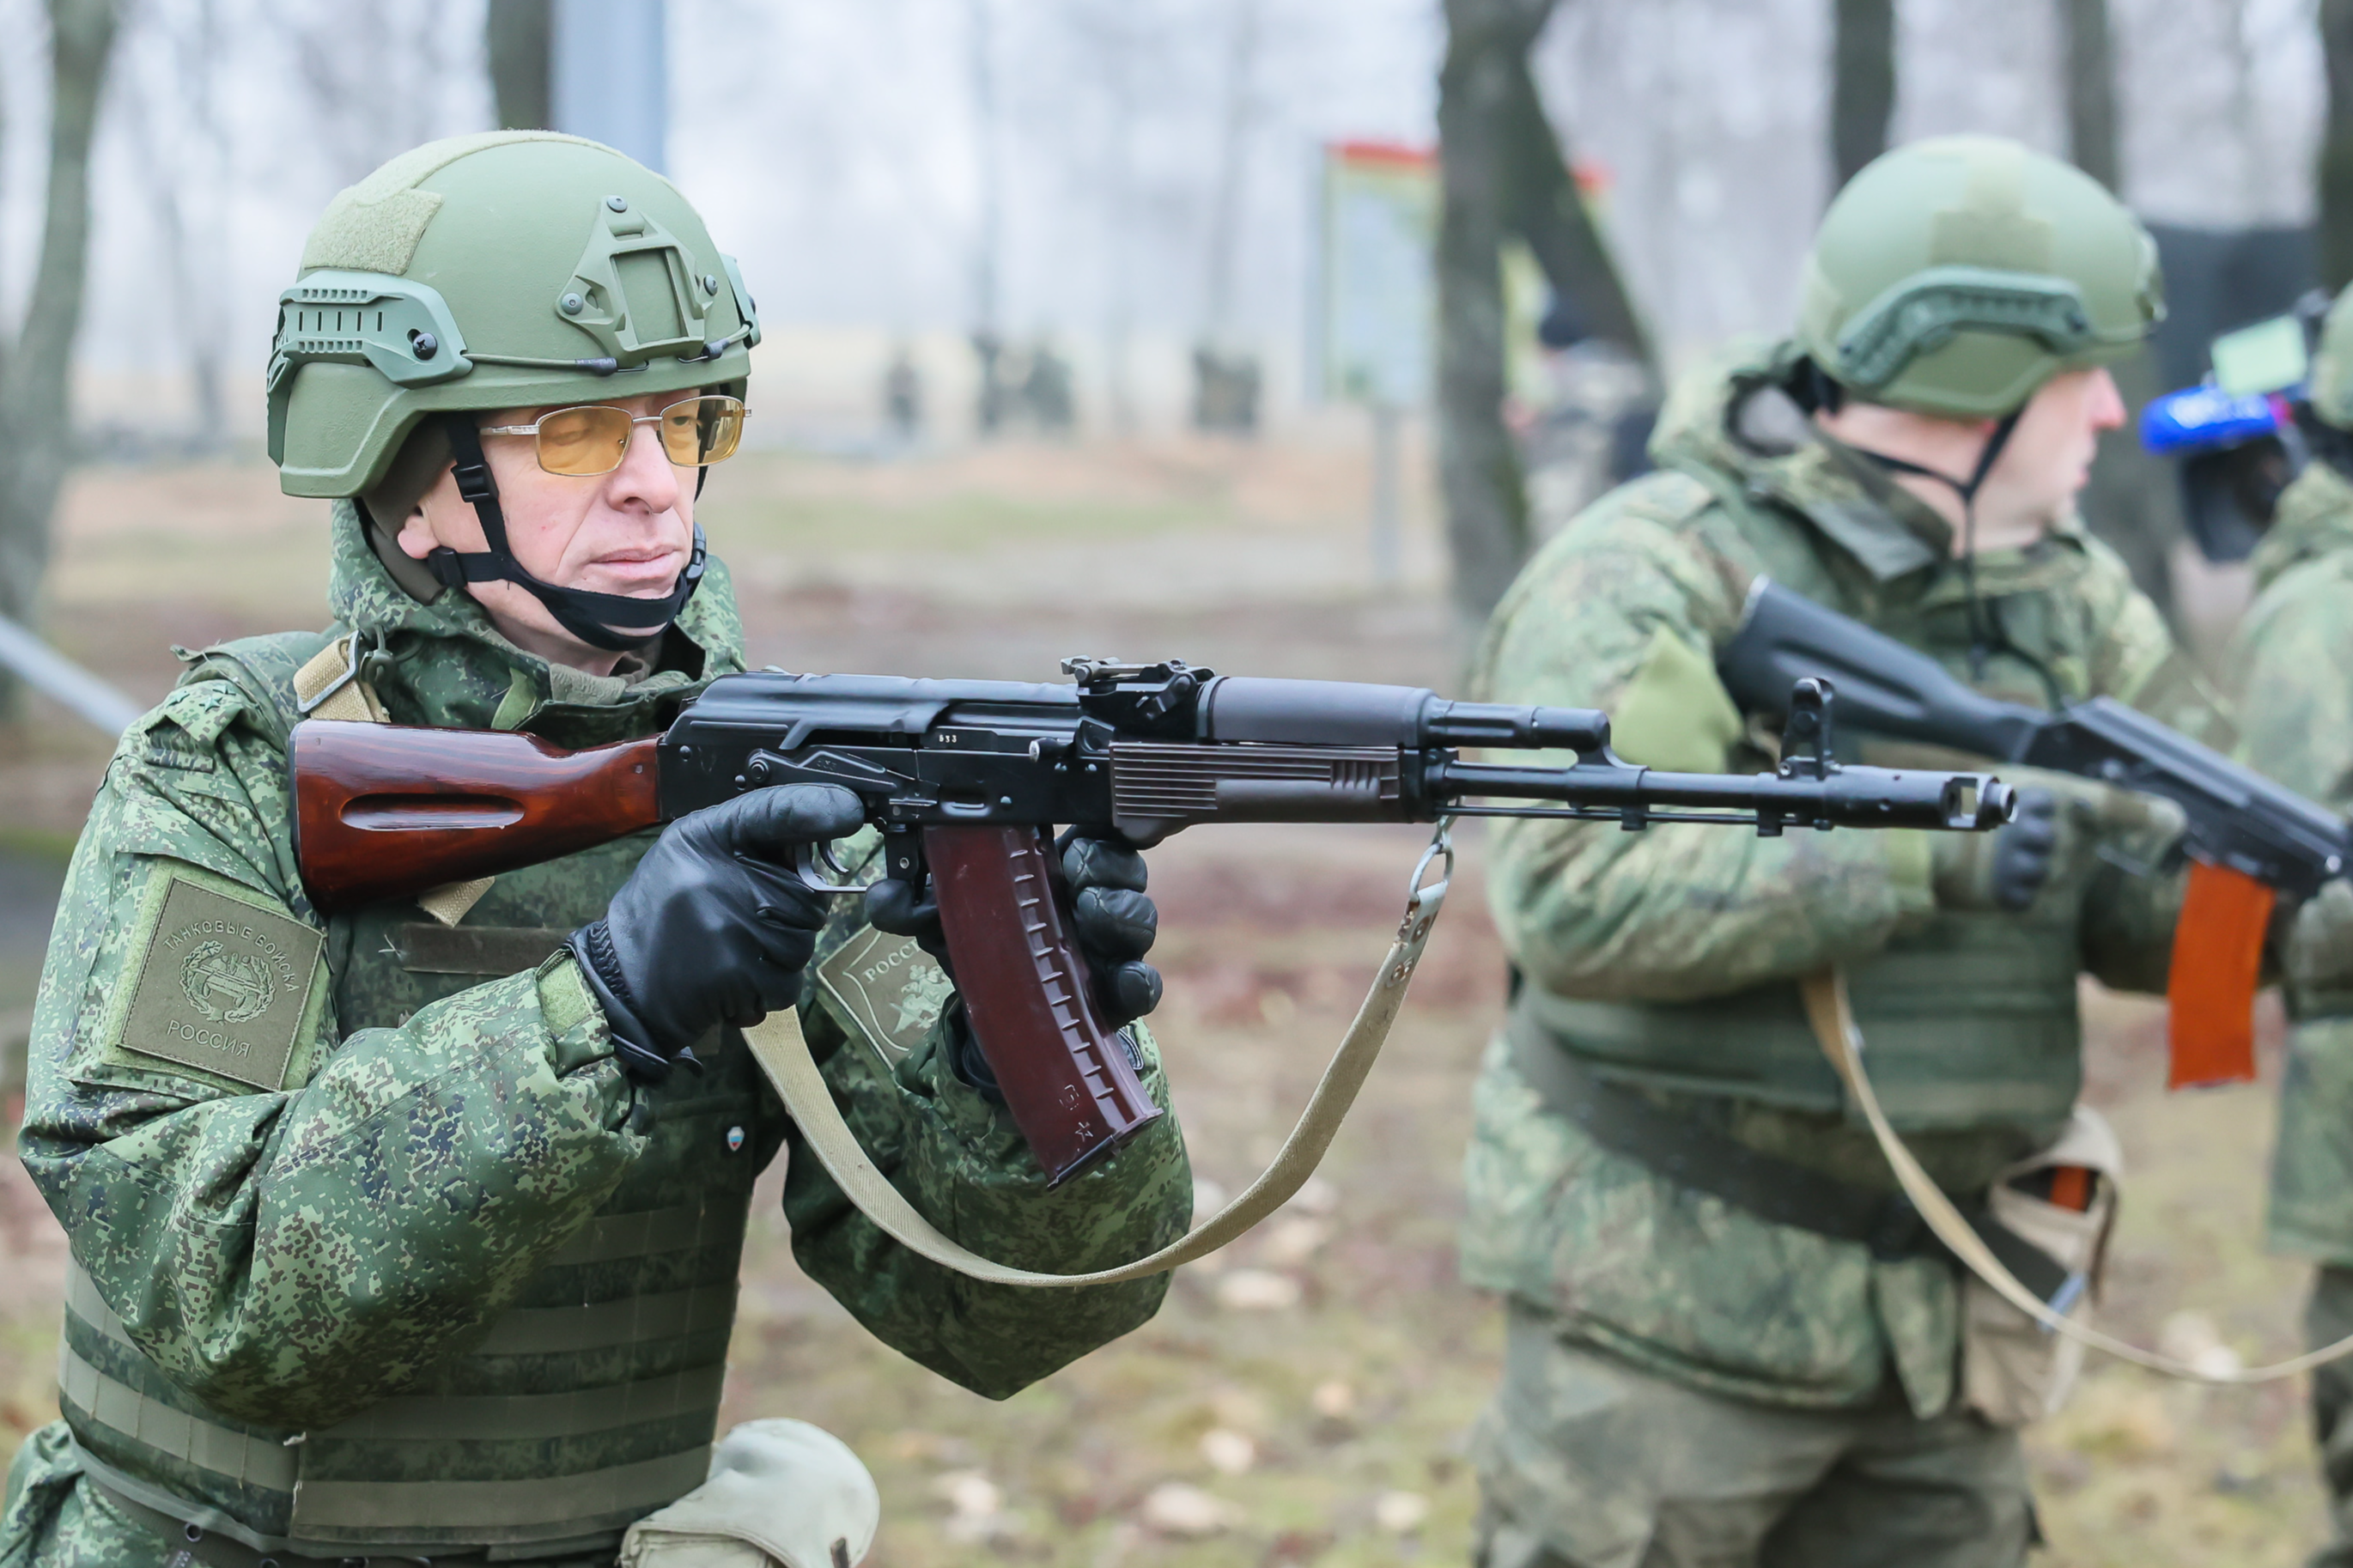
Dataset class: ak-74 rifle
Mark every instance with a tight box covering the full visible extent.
[290,658,2010,1183]
[1721,580,2349,1087]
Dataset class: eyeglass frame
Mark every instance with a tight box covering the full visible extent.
[477,394,750,477]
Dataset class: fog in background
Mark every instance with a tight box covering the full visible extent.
[0,0,2333,444]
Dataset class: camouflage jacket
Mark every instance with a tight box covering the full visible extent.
[2233,459,2353,1262]
[5,503,1189,1559]
[1461,343,2211,1416]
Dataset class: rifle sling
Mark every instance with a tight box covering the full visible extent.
[1505,998,2071,1301]
[1802,966,2353,1383]
[739,830,1455,1287]
[388,923,571,976]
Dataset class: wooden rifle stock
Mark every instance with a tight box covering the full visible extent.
[290,720,1157,1183]
[291,720,661,910]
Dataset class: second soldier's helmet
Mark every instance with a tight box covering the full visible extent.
[265,132,759,647]
[1794,134,2163,420]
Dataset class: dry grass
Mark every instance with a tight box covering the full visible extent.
[0,437,2336,1564]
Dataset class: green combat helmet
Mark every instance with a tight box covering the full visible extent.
[266,131,760,648]
[1794,133,2163,422]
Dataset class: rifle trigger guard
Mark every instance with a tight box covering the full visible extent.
[793,838,879,896]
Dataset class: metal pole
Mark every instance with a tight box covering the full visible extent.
[1371,402,1402,586]
[0,613,141,736]
[550,0,667,172]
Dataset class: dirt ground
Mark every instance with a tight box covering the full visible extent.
[0,435,2335,1565]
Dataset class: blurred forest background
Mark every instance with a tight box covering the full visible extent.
[0,1,2349,1564]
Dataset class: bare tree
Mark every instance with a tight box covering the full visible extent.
[1830,0,1894,191]
[488,0,551,130]
[259,0,474,190]
[0,0,123,715]
[119,0,233,451]
[1201,0,1261,345]
[1192,0,1264,433]
[1061,0,1145,433]
[2060,0,2118,188]
[2323,0,2353,290]
[1437,0,1557,634]
[970,0,1004,339]
[1499,49,1650,368]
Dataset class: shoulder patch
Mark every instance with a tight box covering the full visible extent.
[815,928,952,1069]
[115,875,323,1091]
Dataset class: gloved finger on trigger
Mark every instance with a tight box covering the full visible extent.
[735,861,834,927]
[1073,885,1158,959]
[725,783,870,857]
[1061,835,1147,894]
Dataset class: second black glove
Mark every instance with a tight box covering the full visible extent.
[864,829,1164,1027]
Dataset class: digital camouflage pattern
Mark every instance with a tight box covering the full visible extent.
[1470,1304,2034,1568]
[2235,459,2353,1264]
[1462,341,2209,1421]
[0,503,1191,1565]
[2228,454,2353,1566]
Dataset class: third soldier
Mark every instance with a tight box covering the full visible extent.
[2231,282,2353,1568]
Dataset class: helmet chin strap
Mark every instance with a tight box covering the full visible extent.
[1843,408,2024,677]
[426,412,707,654]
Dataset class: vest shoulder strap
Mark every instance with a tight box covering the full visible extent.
[291,633,387,723]
[287,635,490,925]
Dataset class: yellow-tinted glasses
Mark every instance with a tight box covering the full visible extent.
[480,395,747,477]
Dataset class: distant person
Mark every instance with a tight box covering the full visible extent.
[1464,135,2216,1567]
[1024,339,1076,434]
[2228,283,2353,1568]
[1521,295,1657,542]
[1191,343,1262,434]
[971,328,1012,435]
[0,132,1189,1567]
[883,343,924,442]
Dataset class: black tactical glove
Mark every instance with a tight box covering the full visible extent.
[570,784,867,1084]
[1933,785,2062,913]
[865,829,1164,1093]
[1055,830,1164,1023]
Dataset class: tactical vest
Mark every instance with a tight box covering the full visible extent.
[1529,492,2105,1137]
[59,640,767,1559]
[1530,906,2083,1130]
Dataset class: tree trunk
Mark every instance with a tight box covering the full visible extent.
[0,0,121,718]
[487,0,552,131]
[2323,0,2353,290]
[1496,49,1652,374]
[2059,0,2119,189]
[1436,0,1556,638]
[1829,0,1894,191]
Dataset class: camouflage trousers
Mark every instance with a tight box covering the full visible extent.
[1472,1304,2035,1568]
[2307,1267,2353,1568]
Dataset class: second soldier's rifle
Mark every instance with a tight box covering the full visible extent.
[290,658,2009,1183]
[1721,580,2349,1087]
